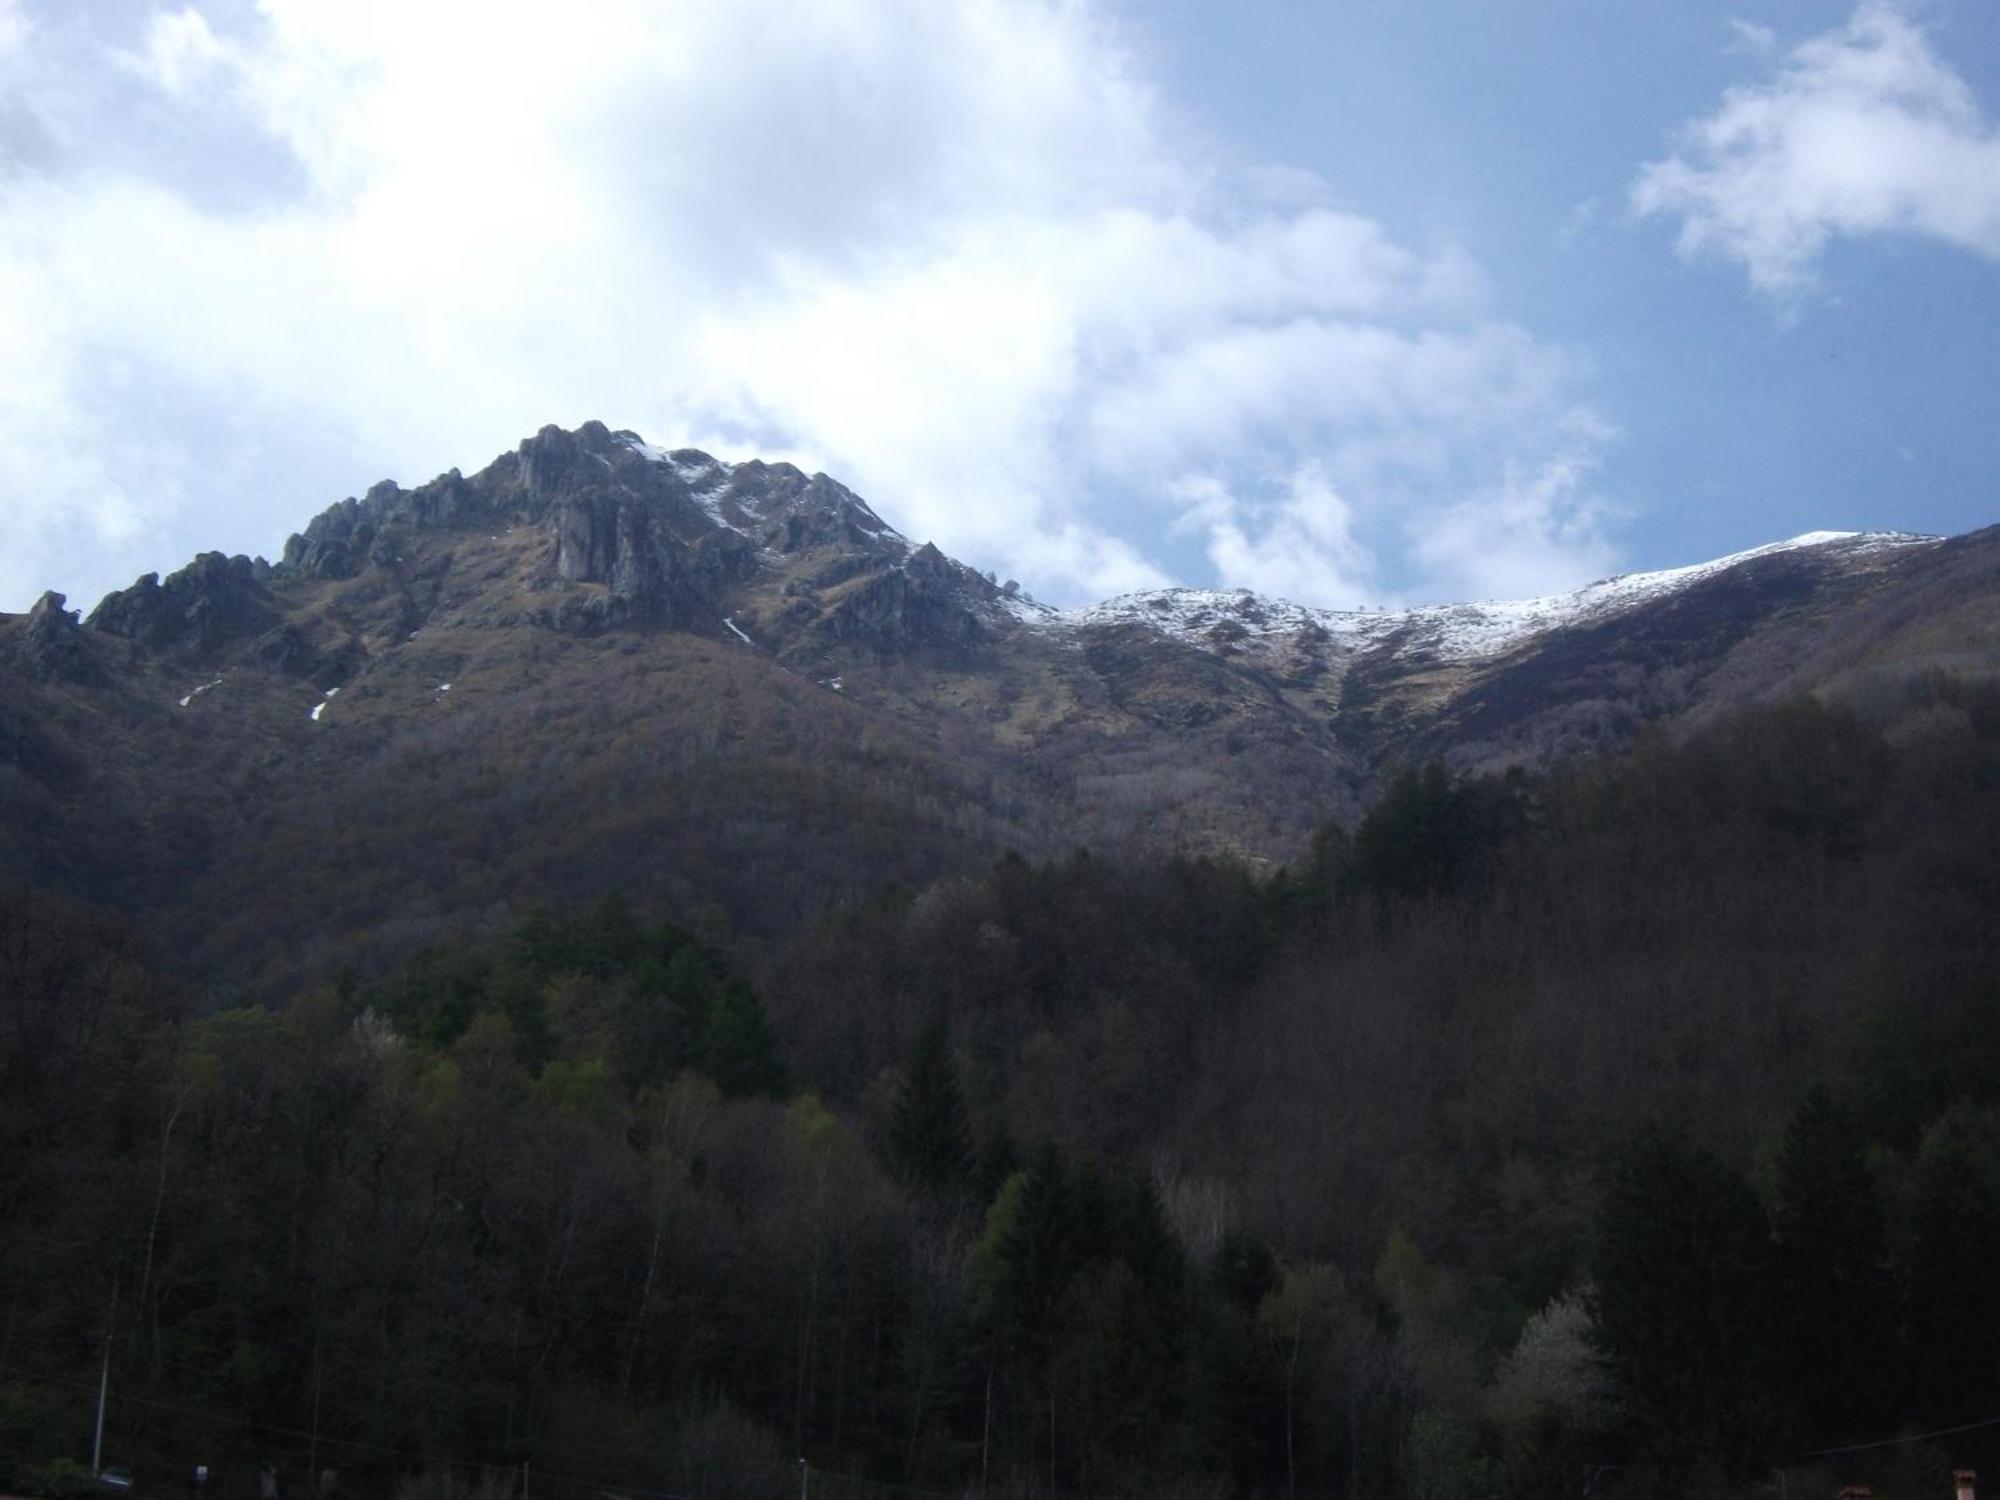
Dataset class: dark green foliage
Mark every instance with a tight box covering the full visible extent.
[1351,761,1472,899]
[1769,1085,1894,1446]
[9,682,2000,1495]
[1081,1260,1182,1486]
[1903,1108,2000,1427]
[886,1021,974,1196]
[968,1149,1075,1357]
[699,979,786,1098]
[377,903,716,1085]
[1590,1128,1778,1473]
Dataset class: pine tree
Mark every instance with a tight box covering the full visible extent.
[1904,1110,2000,1426]
[1590,1127,1778,1473]
[1082,1261,1178,1487]
[1770,1085,1894,1447]
[968,1148,1075,1352]
[887,1021,974,1196]
[700,979,786,1097]
[1350,761,1471,898]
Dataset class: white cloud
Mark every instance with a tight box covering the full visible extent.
[1634,3,2000,297]
[117,6,238,100]
[1411,438,1620,604]
[1176,466,1379,607]
[0,0,1616,615]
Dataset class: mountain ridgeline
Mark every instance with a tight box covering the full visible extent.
[3,423,2000,1500]
[0,420,1992,988]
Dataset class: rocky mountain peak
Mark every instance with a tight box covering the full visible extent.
[297,423,994,647]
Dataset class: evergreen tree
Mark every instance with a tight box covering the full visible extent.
[1590,1127,1779,1473]
[887,1021,974,1197]
[1904,1110,2000,1426]
[1082,1260,1180,1487]
[1769,1085,1894,1447]
[1350,762,1472,899]
[700,979,786,1097]
[968,1148,1076,1353]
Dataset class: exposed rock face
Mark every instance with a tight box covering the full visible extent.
[17,591,95,683]
[86,552,278,654]
[818,541,995,653]
[544,488,707,632]
[542,487,761,633]
[277,422,787,634]
[266,420,966,643]
[282,472,494,578]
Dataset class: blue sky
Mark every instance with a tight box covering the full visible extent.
[0,0,1995,615]
[1130,0,2000,585]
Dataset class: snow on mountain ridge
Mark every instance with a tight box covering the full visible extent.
[602,427,1934,662]
[1044,530,1939,662]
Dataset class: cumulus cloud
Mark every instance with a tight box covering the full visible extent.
[1173,466,1378,607]
[1634,3,2000,297]
[1411,436,1620,604]
[0,0,1616,614]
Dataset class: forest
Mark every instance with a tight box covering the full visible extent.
[5,672,2000,1500]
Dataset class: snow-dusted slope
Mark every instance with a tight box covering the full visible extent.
[1041,531,1939,663]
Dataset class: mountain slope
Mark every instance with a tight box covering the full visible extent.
[0,420,1990,988]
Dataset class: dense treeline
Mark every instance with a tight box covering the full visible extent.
[5,678,2000,1500]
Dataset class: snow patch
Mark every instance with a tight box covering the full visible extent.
[996,593,1060,625]
[178,676,223,707]
[310,701,327,722]
[622,436,743,534]
[844,505,912,556]
[723,617,754,647]
[683,471,738,532]
[621,436,674,463]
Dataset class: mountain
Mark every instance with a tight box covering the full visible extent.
[1,419,1993,988]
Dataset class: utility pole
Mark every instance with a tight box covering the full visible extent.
[798,1458,808,1500]
[90,1333,111,1474]
[91,1279,119,1475]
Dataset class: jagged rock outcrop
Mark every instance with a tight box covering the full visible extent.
[281,472,494,578]
[256,420,966,642]
[278,422,783,634]
[86,552,278,654]
[15,591,96,683]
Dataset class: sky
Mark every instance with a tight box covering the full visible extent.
[0,0,1995,616]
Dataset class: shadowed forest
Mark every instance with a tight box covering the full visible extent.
[6,676,2000,1500]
